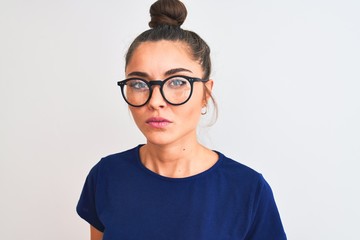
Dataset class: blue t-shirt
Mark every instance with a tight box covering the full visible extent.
[77,145,286,239]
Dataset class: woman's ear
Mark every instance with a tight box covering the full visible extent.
[203,79,214,104]
[206,79,214,91]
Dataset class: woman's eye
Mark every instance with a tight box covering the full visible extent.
[129,81,148,90]
[168,78,187,88]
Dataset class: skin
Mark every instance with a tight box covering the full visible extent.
[90,226,103,240]
[90,40,218,239]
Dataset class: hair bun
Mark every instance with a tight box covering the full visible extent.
[149,0,187,28]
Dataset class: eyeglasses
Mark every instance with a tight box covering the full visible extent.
[117,75,209,107]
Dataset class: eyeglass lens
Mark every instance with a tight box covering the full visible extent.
[122,76,192,106]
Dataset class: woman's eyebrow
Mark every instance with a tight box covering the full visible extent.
[127,68,192,78]
[165,68,192,76]
[127,71,149,78]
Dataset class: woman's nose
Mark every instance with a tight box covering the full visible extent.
[147,86,166,109]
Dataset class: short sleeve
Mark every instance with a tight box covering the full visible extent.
[76,162,105,232]
[245,175,287,239]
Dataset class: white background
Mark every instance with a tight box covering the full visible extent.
[1,0,359,239]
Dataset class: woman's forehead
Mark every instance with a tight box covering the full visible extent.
[125,41,203,77]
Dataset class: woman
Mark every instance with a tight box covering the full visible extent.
[77,0,286,239]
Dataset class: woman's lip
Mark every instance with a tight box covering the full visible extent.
[146,117,172,128]
[146,117,172,123]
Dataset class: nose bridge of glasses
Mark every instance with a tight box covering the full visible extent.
[147,80,167,106]
[148,80,164,88]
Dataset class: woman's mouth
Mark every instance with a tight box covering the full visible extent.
[146,117,172,128]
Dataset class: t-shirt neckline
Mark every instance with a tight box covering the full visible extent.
[134,144,223,182]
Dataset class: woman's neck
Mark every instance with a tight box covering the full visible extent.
[139,141,218,178]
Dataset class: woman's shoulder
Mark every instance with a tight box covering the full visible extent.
[103,145,140,161]
[215,151,265,184]
[91,145,141,172]
[213,151,276,202]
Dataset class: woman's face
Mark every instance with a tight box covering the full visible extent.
[125,40,213,146]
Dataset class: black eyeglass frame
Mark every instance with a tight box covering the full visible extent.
[117,75,209,107]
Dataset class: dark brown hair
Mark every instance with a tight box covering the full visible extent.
[125,0,211,78]
[125,0,217,122]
